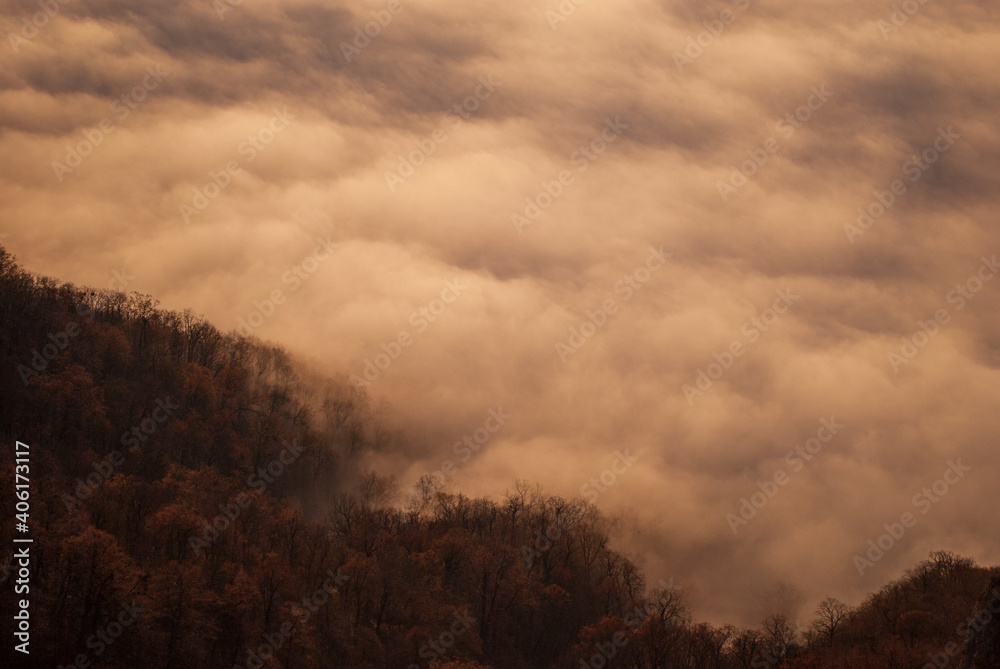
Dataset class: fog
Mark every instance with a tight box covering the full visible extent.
[2,0,999,625]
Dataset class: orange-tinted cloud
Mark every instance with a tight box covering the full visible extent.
[2,0,999,626]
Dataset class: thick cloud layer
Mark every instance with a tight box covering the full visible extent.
[2,0,999,626]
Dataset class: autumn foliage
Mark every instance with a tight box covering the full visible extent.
[1,246,997,668]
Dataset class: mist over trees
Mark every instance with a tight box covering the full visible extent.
[1,245,998,668]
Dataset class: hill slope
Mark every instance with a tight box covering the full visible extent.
[0,245,996,669]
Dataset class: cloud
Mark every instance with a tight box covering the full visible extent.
[2,0,999,626]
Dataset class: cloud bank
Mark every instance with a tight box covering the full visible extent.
[2,0,999,625]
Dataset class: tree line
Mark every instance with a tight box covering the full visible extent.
[0,245,997,668]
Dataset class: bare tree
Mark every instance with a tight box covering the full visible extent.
[811,597,850,646]
[357,470,397,509]
[761,613,797,666]
[730,628,763,669]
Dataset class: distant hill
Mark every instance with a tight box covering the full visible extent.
[0,245,996,669]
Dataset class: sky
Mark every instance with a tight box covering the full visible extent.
[2,0,999,626]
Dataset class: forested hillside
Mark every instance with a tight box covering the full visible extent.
[1,245,997,669]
